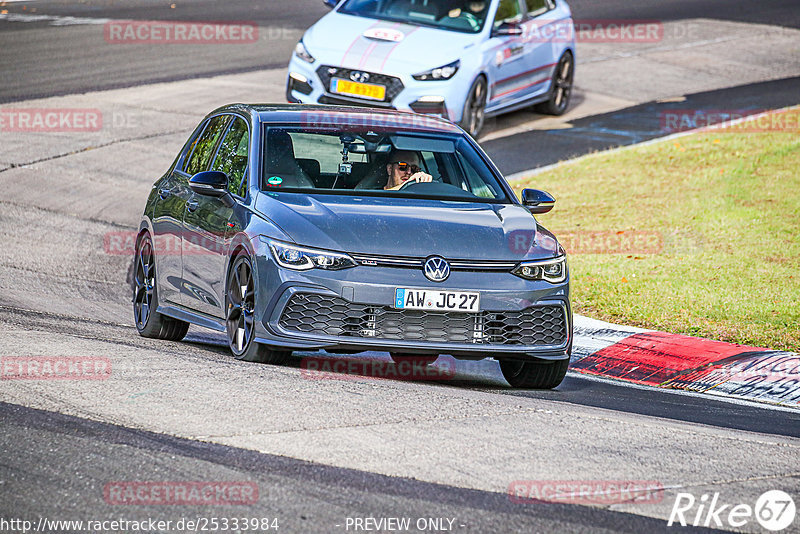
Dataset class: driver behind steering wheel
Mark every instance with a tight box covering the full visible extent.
[384,150,433,190]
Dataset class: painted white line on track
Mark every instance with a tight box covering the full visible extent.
[0,13,110,25]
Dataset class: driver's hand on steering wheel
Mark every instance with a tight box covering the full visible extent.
[386,172,433,190]
[407,172,433,184]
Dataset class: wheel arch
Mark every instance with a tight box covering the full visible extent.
[224,234,258,297]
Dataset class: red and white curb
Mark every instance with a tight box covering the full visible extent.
[572,315,800,409]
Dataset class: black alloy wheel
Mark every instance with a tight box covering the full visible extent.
[133,233,189,340]
[537,51,574,116]
[460,76,488,137]
[226,253,289,364]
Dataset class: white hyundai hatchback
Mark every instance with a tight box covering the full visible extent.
[286,0,576,136]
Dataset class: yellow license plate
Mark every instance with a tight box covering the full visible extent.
[331,78,386,101]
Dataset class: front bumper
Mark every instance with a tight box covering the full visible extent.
[253,252,572,360]
[286,56,470,123]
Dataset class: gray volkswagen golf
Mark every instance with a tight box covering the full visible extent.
[133,104,571,388]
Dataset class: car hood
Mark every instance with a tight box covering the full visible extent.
[304,12,479,74]
[254,192,561,261]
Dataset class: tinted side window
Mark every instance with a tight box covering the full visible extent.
[185,115,230,175]
[525,0,551,16]
[494,0,523,26]
[212,117,250,196]
[421,151,441,179]
[456,151,497,198]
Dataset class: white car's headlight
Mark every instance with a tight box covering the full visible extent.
[264,238,356,271]
[294,39,315,63]
[412,60,460,81]
[512,256,567,283]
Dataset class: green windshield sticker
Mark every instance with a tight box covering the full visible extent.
[267,176,283,185]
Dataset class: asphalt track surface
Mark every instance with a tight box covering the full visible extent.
[488,75,800,174]
[2,1,800,532]
[3,401,718,534]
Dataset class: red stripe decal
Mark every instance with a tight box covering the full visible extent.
[362,22,400,72]
[358,41,379,69]
[572,332,768,385]
[492,62,556,88]
[493,76,548,99]
[379,25,418,72]
[342,20,381,65]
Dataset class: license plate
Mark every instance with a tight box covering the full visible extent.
[394,289,480,313]
[331,78,386,101]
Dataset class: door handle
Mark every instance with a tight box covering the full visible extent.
[186,200,199,213]
[158,187,172,199]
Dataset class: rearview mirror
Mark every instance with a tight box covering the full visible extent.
[323,0,338,8]
[521,189,555,214]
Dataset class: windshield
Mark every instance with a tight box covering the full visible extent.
[261,126,509,203]
[338,0,491,34]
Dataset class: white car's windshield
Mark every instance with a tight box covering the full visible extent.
[261,126,510,202]
[339,0,491,34]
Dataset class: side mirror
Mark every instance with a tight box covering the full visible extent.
[492,22,524,37]
[189,171,228,197]
[189,171,235,207]
[323,0,338,8]
[521,189,555,214]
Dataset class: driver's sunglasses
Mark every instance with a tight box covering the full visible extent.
[393,161,420,173]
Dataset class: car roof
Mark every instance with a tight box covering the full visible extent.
[213,103,464,135]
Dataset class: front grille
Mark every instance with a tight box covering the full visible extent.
[350,254,518,271]
[316,66,405,104]
[279,293,567,346]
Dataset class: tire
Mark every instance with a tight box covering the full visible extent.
[499,358,569,389]
[459,76,487,138]
[536,51,574,116]
[133,233,190,341]
[226,252,289,364]
[390,353,438,366]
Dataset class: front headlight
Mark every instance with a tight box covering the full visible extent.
[412,60,460,81]
[512,256,567,283]
[294,39,315,63]
[264,238,356,271]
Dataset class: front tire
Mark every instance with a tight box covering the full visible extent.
[133,233,189,341]
[536,51,574,116]
[459,76,487,138]
[499,358,569,389]
[226,253,289,364]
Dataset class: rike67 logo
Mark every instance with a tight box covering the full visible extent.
[668,490,796,531]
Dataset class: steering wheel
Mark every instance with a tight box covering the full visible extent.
[398,178,427,191]
[397,180,479,198]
